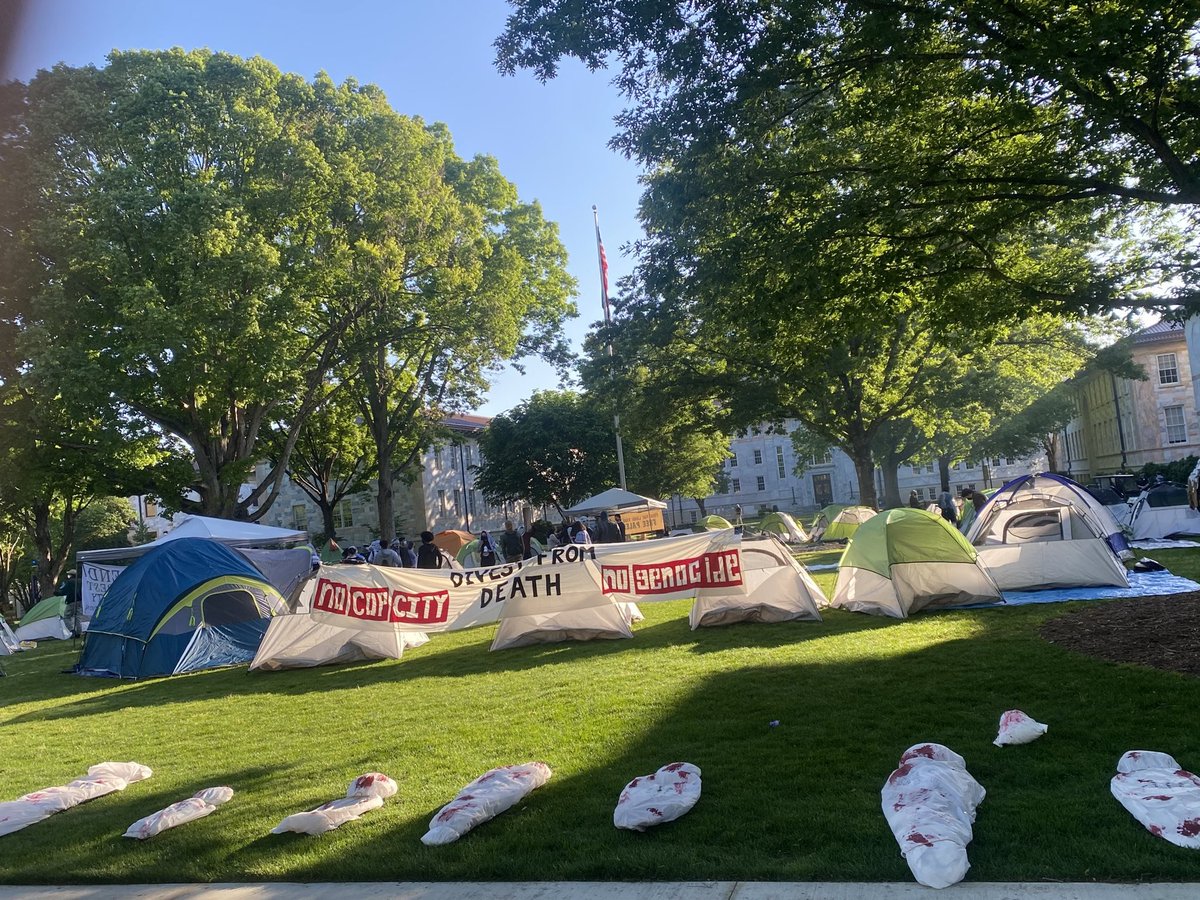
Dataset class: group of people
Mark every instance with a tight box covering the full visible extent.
[338,531,446,569]
[333,510,634,574]
[908,486,991,529]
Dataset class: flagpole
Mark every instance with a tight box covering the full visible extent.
[593,205,627,490]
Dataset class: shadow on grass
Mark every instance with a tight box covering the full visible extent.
[267,628,1200,885]
[5,599,1200,884]
[6,602,912,726]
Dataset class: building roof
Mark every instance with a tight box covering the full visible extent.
[444,413,490,434]
[1132,319,1183,345]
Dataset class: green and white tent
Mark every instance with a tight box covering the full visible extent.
[829,508,1002,618]
[699,514,733,531]
[813,505,877,542]
[14,595,73,642]
[759,511,809,543]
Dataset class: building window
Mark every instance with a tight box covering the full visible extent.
[1006,458,1015,466]
[811,451,833,466]
[927,487,937,501]
[453,489,462,515]
[145,499,158,517]
[332,499,353,529]
[438,489,448,514]
[731,478,741,493]
[756,475,766,491]
[1165,405,1188,444]
[991,457,1001,467]
[689,510,698,523]
[753,448,763,465]
[776,446,786,479]
[728,453,738,467]
[1158,353,1180,386]
[291,504,308,531]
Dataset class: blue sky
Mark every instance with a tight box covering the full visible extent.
[5,0,643,416]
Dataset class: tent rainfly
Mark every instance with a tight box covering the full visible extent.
[966,472,1130,591]
[829,508,1002,618]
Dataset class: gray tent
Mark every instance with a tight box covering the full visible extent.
[565,488,667,516]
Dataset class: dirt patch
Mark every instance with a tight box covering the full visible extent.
[1040,592,1200,677]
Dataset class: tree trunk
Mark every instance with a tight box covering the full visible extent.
[319,499,338,542]
[938,456,952,493]
[376,441,396,545]
[849,445,878,509]
[880,463,902,509]
[1043,434,1059,473]
[695,497,708,516]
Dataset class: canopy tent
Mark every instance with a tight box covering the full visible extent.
[14,596,72,642]
[829,508,1002,618]
[78,538,288,678]
[688,533,825,628]
[564,488,667,515]
[812,505,877,542]
[965,472,1129,591]
[1126,482,1200,540]
[77,514,308,564]
[250,576,429,671]
[758,511,809,543]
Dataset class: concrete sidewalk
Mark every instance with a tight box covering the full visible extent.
[0,884,1195,899]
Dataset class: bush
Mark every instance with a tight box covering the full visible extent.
[1138,456,1199,485]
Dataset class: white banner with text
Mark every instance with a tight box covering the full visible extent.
[308,530,748,633]
[80,562,126,617]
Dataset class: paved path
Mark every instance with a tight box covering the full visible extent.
[0,884,1194,899]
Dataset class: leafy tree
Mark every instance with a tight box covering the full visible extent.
[497,1,1200,311]
[475,391,620,518]
[278,391,374,542]
[10,51,394,520]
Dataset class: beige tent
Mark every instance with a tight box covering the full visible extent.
[249,574,429,671]
[688,534,825,628]
[490,597,636,651]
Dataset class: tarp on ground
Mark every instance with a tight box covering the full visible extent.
[830,508,1002,618]
[76,515,308,564]
[565,487,667,515]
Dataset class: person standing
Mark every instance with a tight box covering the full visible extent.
[908,490,923,509]
[376,541,403,567]
[417,531,444,569]
[612,513,628,542]
[596,511,620,543]
[571,521,593,545]
[937,491,959,526]
[499,520,523,563]
[479,530,497,567]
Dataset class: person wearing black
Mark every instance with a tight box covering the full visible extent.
[417,531,444,569]
[612,513,628,542]
[908,490,923,509]
[499,520,523,563]
[478,530,497,567]
[596,510,622,543]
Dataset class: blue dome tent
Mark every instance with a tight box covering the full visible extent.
[78,538,288,678]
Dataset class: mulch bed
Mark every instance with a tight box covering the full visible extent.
[1040,591,1200,677]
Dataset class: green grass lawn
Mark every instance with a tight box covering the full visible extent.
[3,549,1200,885]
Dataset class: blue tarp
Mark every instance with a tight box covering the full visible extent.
[998,571,1200,606]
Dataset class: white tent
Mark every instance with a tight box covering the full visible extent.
[490,596,635,650]
[1126,482,1200,540]
[966,473,1128,591]
[564,488,667,515]
[250,575,429,671]
[1,617,22,655]
[77,514,308,564]
[689,533,825,628]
